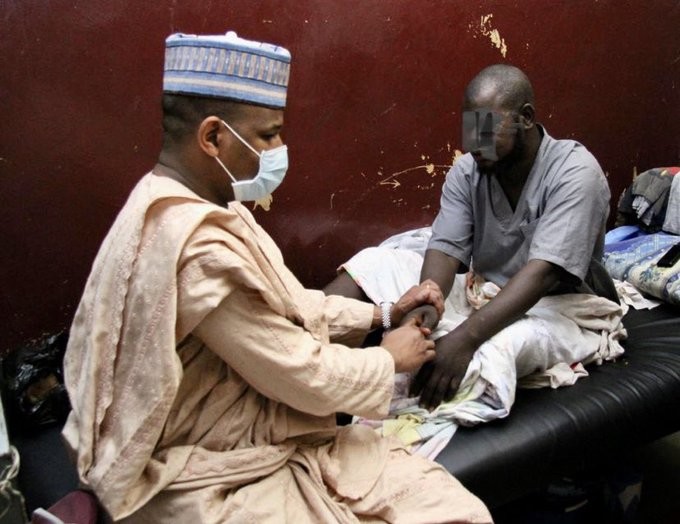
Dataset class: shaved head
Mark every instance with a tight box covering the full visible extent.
[464,64,535,112]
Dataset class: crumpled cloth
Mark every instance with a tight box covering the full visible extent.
[613,279,662,310]
[616,167,679,231]
[343,246,627,459]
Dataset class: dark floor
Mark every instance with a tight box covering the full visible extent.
[491,431,680,524]
[634,431,680,524]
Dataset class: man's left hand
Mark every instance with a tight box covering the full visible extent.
[409,328,478,410]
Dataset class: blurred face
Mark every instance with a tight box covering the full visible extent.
[462,99,523,175]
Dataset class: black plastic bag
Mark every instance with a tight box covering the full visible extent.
[1,331,71,432]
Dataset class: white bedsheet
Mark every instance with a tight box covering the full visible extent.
[342,245,627,459]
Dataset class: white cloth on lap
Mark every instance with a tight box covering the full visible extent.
[342,246,627,458]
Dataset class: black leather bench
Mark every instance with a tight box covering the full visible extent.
[435,303,680,510]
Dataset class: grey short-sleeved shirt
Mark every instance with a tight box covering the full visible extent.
[429,126,610,290]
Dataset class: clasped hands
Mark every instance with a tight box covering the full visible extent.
[382,280,477,410]
[380,279,442,375]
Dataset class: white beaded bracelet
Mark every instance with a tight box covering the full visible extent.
[380,301,394,331]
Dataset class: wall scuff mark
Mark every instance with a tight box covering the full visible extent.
[253,194,273,211]
[378,163,451,189]
[470,14,508,58]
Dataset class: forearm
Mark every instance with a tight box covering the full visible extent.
[195,289,395,418]
[455,259,562,346]
[317,291,376,346]
[413,259,563,409]
[420,249,461,298]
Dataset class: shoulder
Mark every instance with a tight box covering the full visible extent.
[181,202,254,253]
[183,201,283,272]
[444,153,477,186]
[539,128,603,175]
[537,128,607,194]
[451,153,477,175]
[132,179,256,271]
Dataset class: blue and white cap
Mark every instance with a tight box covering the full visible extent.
[163,31,291,109]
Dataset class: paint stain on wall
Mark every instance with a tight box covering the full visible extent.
[253,194,273,211]
[470,14,508,58]
[421,154,435,174]
[378,158,452,191]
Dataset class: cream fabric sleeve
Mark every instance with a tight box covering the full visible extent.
[193,287,395,419]
[302,288,375,346]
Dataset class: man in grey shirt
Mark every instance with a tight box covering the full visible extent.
[412,64,615,409]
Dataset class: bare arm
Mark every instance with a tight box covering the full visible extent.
[420,248,462,298]
[453,258,561,344]
[412,258,562,408]
[324,268,445,330]
[399,249,463,330]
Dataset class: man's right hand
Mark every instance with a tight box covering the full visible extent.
[381,317,436,373]
[390,279,444,327]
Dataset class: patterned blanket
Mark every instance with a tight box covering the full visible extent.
[603,230,680,305]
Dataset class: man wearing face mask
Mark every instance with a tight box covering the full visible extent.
[410,64,619,409]
[62,32,492,523]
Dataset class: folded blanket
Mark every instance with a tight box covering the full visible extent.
[604,231,680,305]
[343,246,626,459]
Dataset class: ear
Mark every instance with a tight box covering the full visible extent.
[197,116,223,156]
[519,103,536,130]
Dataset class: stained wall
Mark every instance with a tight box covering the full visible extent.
[1,0,678,352]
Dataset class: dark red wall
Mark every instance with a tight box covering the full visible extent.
[1,0,678,353]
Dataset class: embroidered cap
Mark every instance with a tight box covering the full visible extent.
[163,31,291,109]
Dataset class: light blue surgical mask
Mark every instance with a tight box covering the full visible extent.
[214,119,288,202]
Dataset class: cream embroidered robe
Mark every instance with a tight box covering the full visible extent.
[63,173,491,523]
